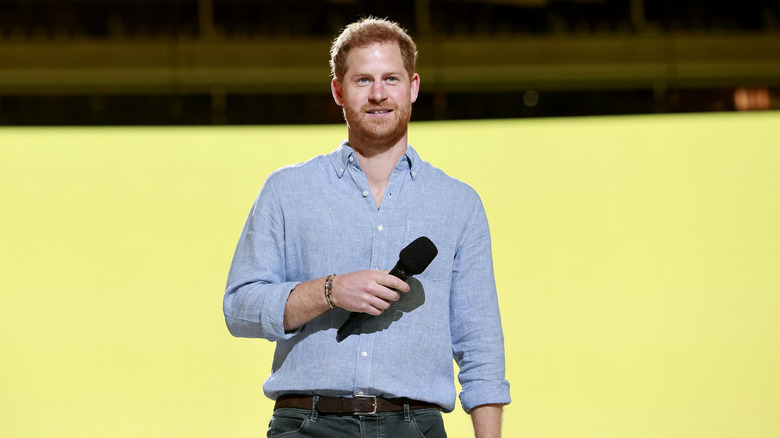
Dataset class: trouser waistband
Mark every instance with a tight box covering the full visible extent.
[274,395,440,416]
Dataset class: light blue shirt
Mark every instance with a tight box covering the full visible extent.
[224,141,510,413]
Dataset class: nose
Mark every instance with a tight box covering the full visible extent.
[369,81,387,103]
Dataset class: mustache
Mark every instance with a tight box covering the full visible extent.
[362,105,395,112]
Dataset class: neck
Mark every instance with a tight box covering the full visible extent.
[349,134,408,208]
[349,130,408,176]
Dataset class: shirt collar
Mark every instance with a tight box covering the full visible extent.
[330,139,420,181]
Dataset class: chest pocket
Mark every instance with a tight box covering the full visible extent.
[405,219,458,282]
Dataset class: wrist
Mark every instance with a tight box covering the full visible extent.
[324,274,337,309]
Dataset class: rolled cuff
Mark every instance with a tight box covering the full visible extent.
[224,281,301,341]
[459,379,511,413]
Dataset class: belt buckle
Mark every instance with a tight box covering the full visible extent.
[354,394,377,415]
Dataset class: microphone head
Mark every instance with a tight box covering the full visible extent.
[398,236,438,276]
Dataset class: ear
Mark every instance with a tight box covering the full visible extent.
[331,78,344,106]
[410,73,420,104]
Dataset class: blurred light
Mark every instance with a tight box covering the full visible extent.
[523,90,539,107]
[734,87,770,111]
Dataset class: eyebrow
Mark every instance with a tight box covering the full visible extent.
[349,71,405,80]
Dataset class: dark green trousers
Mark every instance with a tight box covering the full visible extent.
[268,403,447,437]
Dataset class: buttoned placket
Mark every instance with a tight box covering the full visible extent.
[344,152,411,397]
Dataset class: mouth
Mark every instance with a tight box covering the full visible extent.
[366,108,393,115]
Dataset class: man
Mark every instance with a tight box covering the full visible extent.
[224,17,510,438]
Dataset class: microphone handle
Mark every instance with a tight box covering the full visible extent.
[335,265,410,342]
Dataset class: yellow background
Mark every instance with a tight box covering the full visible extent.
[2,112,778,437]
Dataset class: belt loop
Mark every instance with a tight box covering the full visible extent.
[310,395,319,422]
[403,398,411,422]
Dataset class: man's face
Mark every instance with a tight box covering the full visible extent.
[331,42,420,147]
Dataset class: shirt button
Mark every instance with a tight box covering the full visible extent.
[358,391,364,395]
[377,225,383,231]
[362,190,369,197]
[361,351,368,357]
[349,156,354,163]
[411,171,416,178]
[339,167,344,173]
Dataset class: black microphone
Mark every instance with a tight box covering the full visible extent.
[336,236,438,342]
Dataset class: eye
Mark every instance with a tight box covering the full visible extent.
[357,77,371,84]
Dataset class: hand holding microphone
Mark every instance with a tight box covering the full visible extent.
[329,270,411,316]
[336,236,438,342]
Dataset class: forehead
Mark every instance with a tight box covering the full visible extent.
[344,41,406,75]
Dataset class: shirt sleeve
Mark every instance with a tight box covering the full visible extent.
[223,174,300,341]
[450,194,511,413]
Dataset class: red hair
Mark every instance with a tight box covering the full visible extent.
[329,17,418,81]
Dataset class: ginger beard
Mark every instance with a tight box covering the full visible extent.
[341,95,412,147]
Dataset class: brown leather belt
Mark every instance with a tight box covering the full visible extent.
[274,395,440,415]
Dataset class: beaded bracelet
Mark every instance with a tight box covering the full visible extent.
[324,274,337,309]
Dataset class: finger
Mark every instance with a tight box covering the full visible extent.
[395,279,410,293]
[375,273,410,293]
[356,296,388,316]
[373,286,401,302]
[366,279,403,300]
[368,295,392,312]
[364,305,383,316]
